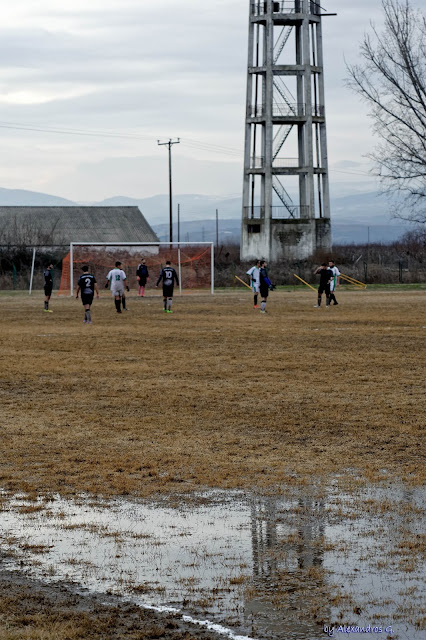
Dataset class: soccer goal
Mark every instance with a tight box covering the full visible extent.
[58,242,215,296]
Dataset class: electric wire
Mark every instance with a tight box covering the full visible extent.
[0,119,374,174]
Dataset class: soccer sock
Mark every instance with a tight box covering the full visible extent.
[254,294,258,306]
[318,296,321,306]
[115,299,121,312]
[261,301,266,311]
[164,299,167,310]
[168,299,172,311]
[86,310,91,322]
[44,301,48,310]
[326,296,330,306]
[141,286,145,296]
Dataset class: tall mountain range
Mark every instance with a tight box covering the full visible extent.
[0,187,412,244]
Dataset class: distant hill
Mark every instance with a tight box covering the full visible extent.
[0,186,414,244]
[151,218,409,245]
[0,187,76,206]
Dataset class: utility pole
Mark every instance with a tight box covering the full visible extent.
[158,138,180,244]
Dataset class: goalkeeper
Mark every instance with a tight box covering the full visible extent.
[259,260,275,314]
[105,261,129,314]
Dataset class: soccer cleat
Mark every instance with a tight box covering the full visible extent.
[167,309,173,313]
[260,309,267,313]
[333,302,338,305]
[326,306,330,309]
[253,305,259,308]
[44,309,53,313]
[313,305,320,308]
[116,310,122,314]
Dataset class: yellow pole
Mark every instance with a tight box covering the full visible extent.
[293,273,317,292]
[234,275,253,290]
[340,273,367,288]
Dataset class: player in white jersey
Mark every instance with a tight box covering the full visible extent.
[246,260,261,308]
[105,261,129,313]
[328,259,340,306]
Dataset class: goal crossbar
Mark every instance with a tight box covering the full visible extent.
[68,242,215,296]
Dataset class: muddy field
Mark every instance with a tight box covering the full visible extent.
[0,288,425,639]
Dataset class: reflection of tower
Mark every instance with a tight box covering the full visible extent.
[247,494,328,638]
[241,0,332,261]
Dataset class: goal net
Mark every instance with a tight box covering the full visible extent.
[58,242,214,296]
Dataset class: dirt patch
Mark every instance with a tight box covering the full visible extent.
[0,560,220,639]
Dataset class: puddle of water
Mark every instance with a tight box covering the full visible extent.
[0,485,424,640]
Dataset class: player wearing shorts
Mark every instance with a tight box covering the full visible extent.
[43,263,53,313]
[246,260,261,308]
[156,260,179,313]
[136,259,149,297]
[313,263,333,308]
[76,266,99,324]
[105,261,129,314]
[259,260,274,313]
[328,259,340,305]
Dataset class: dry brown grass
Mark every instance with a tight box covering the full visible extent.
[0,289,424,499]
[0,572,217,639]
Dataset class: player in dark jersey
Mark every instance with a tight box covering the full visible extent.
[136,259,149,297]
[313,263,333,308]
[156,260,179,313]
[259,260,274,313]
[43,263,54,313]
[76,266,99,324]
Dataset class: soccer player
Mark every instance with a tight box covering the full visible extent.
[313,263,333,308]
[43,262,54,313]
[156,260,179,313]
[105,261,129,314]
[328,259,340,305]
[259,260,274,314]
[246,259,261,308]
[76,265,99,324]
[136,259,149,297]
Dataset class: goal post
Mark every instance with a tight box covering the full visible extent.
[59,242,215,296]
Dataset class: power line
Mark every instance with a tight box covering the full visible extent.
[0,120,242,157]
[0,119,374,173]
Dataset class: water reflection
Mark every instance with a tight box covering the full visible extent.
[0,485,424,640]
[246,495,329,638]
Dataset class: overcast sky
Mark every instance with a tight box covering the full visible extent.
[0,0,395,201]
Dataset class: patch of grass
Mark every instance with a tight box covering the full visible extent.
[0,290,424,500]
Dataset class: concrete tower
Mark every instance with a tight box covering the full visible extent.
[241,0,332,261]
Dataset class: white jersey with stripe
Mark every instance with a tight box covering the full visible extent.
[246,266,260,291]
[329,266,340,292]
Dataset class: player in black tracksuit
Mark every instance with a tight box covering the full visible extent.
[156,261,179,313]
[43,263,53,312]
[313,263,333,308]
[259,260,274,313]
[136,260,149,297]
[76,266,99,324]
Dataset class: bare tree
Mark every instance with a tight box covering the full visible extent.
[346,0,426,223]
